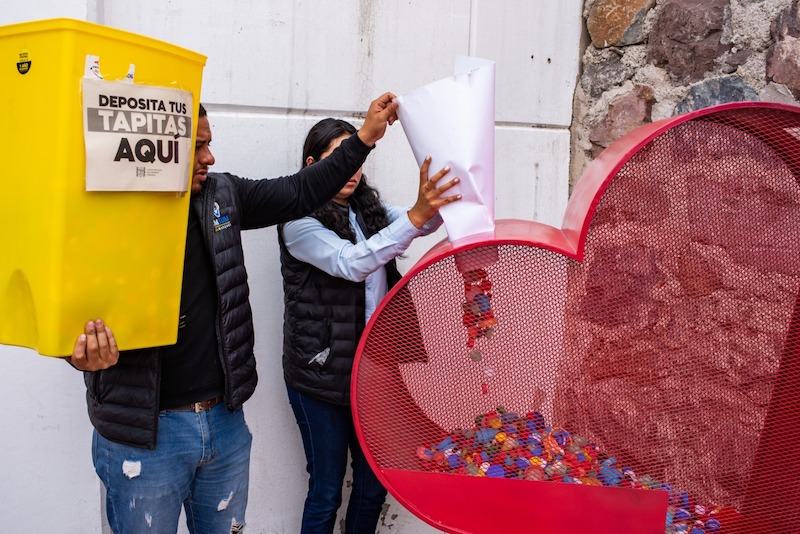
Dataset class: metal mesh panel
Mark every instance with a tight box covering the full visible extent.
[354,105,800,533]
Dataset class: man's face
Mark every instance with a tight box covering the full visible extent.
[191,116,215,194]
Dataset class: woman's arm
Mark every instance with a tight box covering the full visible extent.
[282,213,421,282]
[283,157,461,282]
[385,204,443,236]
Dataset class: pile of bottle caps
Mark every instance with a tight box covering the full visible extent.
[415,407,733,533]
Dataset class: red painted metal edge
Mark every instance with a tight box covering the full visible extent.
[380,469,668,534]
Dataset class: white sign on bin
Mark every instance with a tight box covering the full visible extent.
[82,59,193,192]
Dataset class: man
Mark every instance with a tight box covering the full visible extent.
[69,93,399,533]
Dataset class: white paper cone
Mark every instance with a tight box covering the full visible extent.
[397,56,496,242]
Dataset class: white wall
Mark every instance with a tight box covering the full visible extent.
[0,1,583,532]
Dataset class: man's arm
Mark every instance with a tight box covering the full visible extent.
[234,134,370,228]
[236,92,398,228]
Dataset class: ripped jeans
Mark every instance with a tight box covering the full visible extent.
[92,404,251,534]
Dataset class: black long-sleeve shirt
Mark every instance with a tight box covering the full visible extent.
[158,134,373,409]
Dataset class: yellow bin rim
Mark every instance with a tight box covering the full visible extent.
[0,17,207,66]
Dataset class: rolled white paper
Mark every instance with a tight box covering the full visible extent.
[397,56,496,243]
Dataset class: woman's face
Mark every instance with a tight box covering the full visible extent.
[313,133,363,205]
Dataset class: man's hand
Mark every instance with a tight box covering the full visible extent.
[68,319,120,371]
[357,92,399,147]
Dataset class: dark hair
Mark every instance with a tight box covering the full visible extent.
[199,103,207,118]
[303,118,390,242]
[302,118,356,168]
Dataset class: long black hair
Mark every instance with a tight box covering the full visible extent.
[303,118,390,242]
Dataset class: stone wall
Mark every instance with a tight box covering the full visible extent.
[572,0,800,184]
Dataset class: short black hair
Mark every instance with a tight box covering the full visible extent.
[199,103,207,118]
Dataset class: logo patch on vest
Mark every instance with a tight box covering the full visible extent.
[213,200,231,232]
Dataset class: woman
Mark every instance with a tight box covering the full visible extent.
[278,118,460,533]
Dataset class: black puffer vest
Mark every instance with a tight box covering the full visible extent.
[279,203,401,405]
[84,173,257,449]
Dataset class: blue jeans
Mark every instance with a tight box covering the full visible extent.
[286,384,387,534]
[92,403,252,534]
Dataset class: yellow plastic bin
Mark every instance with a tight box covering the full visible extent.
[0,18,206,356]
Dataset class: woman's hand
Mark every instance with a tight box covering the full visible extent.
[68,319,120,371]
[407,156,462,228]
